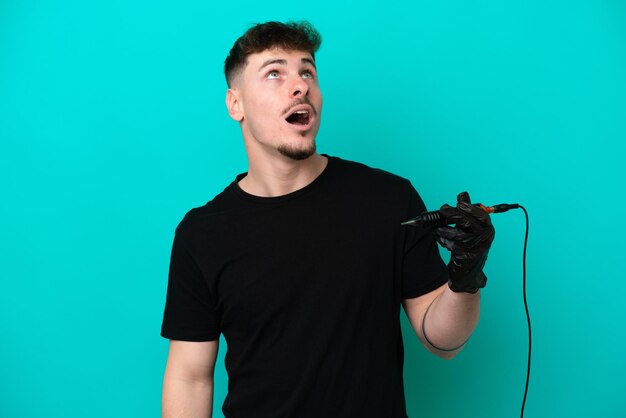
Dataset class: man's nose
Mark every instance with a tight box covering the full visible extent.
[289,77,309,97]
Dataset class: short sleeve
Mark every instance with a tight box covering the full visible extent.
[401,184,449,299]
[160,227,221,341]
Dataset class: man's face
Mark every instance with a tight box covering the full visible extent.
[228,48,323,161]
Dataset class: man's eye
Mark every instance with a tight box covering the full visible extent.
[302,71,314,79]
[267,71,280,79]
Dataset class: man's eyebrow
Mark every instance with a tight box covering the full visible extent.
[301,58,316,69]
[257,57,317,72]
[258,59,287,72]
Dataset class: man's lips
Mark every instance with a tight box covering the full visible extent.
[283,104,316,131]
[284,104,315,118]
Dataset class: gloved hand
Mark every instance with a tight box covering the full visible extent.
[434,191,496,293]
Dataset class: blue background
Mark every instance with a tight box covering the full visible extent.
[1,0,625,417]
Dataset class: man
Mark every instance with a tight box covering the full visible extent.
[161,21,494,418]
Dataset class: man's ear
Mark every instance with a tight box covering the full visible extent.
[226,88,243,122]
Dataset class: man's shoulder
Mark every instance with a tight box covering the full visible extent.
[328,155,412,190]
[174,180,242,236]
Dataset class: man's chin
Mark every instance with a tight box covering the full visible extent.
[278,143,316,161]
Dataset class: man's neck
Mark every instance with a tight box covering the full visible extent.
[238,153,328,197]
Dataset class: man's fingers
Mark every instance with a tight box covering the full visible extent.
[456,191,471,205]
[435,227,484,250]
[434,226,463,240]
[434,234,458,252]
[458,202,492,226]
[439,204,466,223]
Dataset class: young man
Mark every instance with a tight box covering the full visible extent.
[161,21,494,418]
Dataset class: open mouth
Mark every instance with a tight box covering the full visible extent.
[285,109,311,126]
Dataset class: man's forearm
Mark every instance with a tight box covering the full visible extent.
[162,377,214,418]
[422,286,480,359]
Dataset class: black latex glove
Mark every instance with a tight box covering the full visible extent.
[434,191,496,293]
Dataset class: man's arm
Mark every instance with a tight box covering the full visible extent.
[162,339,219,418]
[402,191,493,359]
[402,283,480,360]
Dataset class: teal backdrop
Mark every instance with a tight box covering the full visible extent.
[1,0,625,417]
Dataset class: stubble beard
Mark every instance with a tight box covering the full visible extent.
[277,138,317,161]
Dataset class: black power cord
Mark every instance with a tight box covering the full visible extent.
[519,205,531,418]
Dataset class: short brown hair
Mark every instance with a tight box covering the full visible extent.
[224,21,322,87]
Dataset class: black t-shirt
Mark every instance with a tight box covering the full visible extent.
[161,155,448,418]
